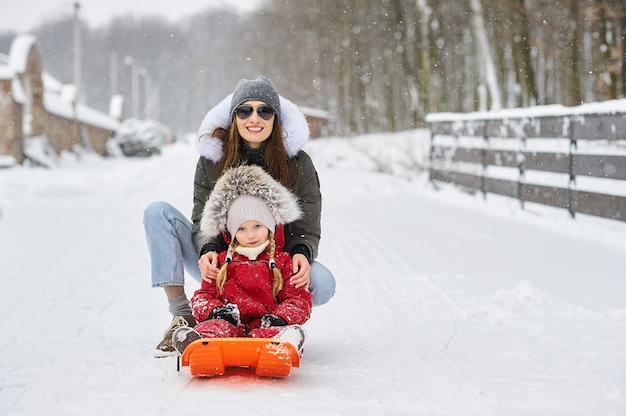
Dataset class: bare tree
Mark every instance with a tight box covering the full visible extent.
[468,0,502,110]
[7,0,625,136]
[511,0,540,106]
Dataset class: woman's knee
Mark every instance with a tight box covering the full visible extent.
[143,201,171,224]
[310,261,336,306]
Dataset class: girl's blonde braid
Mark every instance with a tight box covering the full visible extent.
[268,232,283,296]
[216,240,239,294]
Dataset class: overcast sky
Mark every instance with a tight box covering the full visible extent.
[1,0,261,33]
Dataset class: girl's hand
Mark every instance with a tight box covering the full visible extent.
[290,253,311,290]
[199,251,220,283]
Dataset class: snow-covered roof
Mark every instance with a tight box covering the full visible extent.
[299,105,329,119]
[44,92,119,132]
[8,34,37,74]
[0,66,15,80]
[42,72,63,94]
[0,53,14,80]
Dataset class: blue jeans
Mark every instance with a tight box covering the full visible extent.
[143,201,336,306]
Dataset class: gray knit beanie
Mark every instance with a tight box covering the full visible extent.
[229,76,281,120]
[226,195,276,239]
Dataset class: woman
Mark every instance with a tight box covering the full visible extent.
[144,76,335,357]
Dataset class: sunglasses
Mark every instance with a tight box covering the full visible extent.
[235,105,275,121]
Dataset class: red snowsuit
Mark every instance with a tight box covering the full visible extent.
[190,225,312,339]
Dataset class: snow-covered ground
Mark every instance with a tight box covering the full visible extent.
[1,129,625,415]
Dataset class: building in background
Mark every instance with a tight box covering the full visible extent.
[0,35,118,165]
[299,106,328,139]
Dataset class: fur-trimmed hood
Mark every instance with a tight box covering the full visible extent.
[196,93,310,163]
[200,165,302,239]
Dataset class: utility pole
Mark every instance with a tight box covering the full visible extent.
[110,51,118,96]
[142,69,152,119]
[72,2,91,150]
[73,2,81,103]
[124,56,140,118]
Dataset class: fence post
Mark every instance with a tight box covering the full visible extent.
[518,129,526,210]
[428,130,436,184]
[567,116,577,218]
[481,122,488,200]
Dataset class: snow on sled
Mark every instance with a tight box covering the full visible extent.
[177,337,301,378]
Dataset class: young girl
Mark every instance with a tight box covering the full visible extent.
[172,165,312,354]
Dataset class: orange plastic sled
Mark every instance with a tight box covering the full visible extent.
[177,337,300,378]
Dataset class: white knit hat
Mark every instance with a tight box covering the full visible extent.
[226,195,276,239]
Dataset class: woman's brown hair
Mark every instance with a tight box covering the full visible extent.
[213,116,291,188]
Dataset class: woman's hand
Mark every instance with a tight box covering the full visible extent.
[290,253,311,290]
[199,251,220,282]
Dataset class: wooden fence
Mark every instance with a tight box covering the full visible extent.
[426,104,626,222]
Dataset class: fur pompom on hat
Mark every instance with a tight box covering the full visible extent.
[200,165,302,240]
[229,76,281,120]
